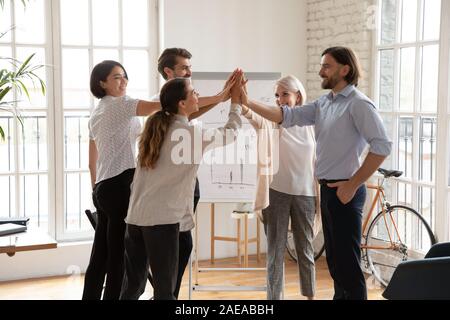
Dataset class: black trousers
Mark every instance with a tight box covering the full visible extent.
[320,184,367,300]
[175,178,199,297]
[120,223,180,300]
[145,178,198,298]
[82,168,135,300]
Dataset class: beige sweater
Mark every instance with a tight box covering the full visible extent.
[126,105,242,231]
[243,108,277,211]
[243,107,318,212]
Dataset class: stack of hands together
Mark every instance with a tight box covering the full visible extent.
[216,68,250,109]
[213,69,358,205]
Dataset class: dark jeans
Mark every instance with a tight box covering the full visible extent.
[120,223,180,300]
[173,178,199,297]
[175,229,193,299]
[146,178,199,298]
[82,168,135,300]
[320,184,367,300]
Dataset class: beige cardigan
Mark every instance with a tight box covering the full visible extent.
[243,107,320,226]
[243,108,277,211]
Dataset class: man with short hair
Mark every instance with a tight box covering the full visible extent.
[157,47,192,80]
[241,46,392,300]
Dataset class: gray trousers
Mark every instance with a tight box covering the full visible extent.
[262,188,316,299]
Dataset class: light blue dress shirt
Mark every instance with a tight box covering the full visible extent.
[282,85,392,180]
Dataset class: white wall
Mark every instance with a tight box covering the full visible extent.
[163,0,307,78]
[163,0,307,261]
[0,242,91,282]
[305,0,376,100]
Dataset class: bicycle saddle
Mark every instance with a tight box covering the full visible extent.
[377,168,403,178]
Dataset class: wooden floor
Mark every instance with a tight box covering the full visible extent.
[0,254,384,300]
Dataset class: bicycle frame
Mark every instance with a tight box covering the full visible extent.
[361,178,404,252]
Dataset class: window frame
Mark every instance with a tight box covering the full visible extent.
[1,0,159,241]
[434,0,450,242]
[51,0,159,241]
[0,0,55,232]
[373,0,450,242]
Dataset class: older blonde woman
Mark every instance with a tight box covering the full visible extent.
[242,75,317,300]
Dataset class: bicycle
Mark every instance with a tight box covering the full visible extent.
[286,168,437,287]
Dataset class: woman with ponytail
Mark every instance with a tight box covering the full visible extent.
[120,72,243,300]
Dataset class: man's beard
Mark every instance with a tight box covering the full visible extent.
[174,73,191,79]
[321,75,338,90]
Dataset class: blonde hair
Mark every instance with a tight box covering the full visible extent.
[276,75,307,106]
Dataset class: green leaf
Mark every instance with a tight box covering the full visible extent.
[0,25,15,40]
[16,79,30,100]
[0,100,20,107]
[0,86,11,101]
[1,0,29,11]
[0,0,44,141]
[16,53,35,76]
[28,71,47,95]
[0,125,5,141]
[39,78,46,95]
[16,113,24,128]
[0,69,7,80]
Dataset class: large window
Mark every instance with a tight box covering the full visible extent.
[0,0,49,231]
[375,0,449,240]
[0,0,158,241]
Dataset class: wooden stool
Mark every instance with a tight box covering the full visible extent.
[210,204,261,267]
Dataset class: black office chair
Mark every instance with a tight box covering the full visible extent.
[85,209,98,230]
[84,209,154,286]
[382,242,450,300]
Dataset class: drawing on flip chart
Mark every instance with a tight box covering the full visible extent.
[192,72,281,202]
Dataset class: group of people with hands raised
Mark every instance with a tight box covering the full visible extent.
[84,46,391,301]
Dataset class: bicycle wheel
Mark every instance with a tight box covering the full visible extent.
[286,228,325,262]
[364,205,436,287]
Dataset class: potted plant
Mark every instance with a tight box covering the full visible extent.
[0,0,46,140]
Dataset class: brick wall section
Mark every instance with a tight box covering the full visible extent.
[306,0,376,100]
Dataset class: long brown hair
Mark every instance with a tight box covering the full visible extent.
[138,78,189,169]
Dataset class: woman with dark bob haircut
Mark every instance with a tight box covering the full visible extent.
[83,60,162,300]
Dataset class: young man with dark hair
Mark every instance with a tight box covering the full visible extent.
[157,48,192,80]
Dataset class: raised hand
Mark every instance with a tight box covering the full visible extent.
[240,75,249,107]
[231,70,244,103]
[218,69,239,102]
